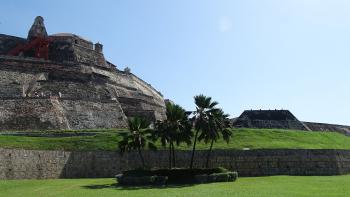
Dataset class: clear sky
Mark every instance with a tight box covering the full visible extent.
[1,0,349,125]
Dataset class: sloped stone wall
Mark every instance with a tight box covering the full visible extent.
[1,148,349,179]
[303,122,350,136]
[0,98,127,130]
[0,56,166,130]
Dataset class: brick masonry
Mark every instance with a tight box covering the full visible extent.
[1,148,349,179]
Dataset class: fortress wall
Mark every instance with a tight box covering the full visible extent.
[1,148,349,179]
[103,71,166,120]
[0,69,43,98]
[0,34,27,54]
[0,99,64,130]
[0,69,37,85]
[59,99,127,129]
[73,44,106,68]
[48,41,76,62]
[88,65,165,104]
[0,57,165,130]
[248,120,308,130]
[303,122,350,136]
[0,98,127,131]
[36,81,113,100]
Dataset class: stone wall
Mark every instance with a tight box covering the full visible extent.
[303,122,350,136]
[0,34,27,54]
[238,120,308,131]
[0,98,127,130]
[0,55,166,130]
[1,148,349,179]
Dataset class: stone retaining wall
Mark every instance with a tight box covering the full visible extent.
[1,148,349,179]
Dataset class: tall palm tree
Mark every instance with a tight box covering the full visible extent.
[198,108,232,168]
[189,94,219,169]
[154,102,192,168]
[118,117,156,168]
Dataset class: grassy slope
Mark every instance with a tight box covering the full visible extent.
[1,175,350,197]
[0,128,350,151]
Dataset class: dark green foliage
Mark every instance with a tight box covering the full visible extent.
[154,102,192,168]
[116,174,168,185]
[120,167,234,184]
[228,171,239,181]
[193,172,238,183]
[197,108,233,167]
[190,95,220,168]
[118,117,156,168]
[190,94,232,168]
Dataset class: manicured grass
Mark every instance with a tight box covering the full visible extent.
[1,175,350,197]
[0,128,349,151]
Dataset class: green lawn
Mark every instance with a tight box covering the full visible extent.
[1,175,350,197]
[0,128,349,151]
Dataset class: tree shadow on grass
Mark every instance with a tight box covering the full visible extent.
[82,183,196,190]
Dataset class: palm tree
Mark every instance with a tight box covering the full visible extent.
[154,102,192,168]
[198,108,232,168]
[118,117,156,168]
[189,94,219,169]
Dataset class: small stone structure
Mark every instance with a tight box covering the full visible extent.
[0,17,166,130]
[233,110,309,130]
[1,148,349,179]
[233,110,350,135]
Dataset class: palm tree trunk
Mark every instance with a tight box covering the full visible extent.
[168,143,172,169]
[137,147,145,169]
[190,129,199,169]
[205,139,214,168]
[171,142,176,167]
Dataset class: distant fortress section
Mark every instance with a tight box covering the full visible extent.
[232,109,350,135]
[233,110,309,131]
[0,16,166,130]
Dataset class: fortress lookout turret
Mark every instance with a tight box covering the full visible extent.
[27,16,48,40]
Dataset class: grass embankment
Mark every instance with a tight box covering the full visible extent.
[1,175,350,197]
[0,128,349,151]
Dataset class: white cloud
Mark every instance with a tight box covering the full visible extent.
[219,16,233,33]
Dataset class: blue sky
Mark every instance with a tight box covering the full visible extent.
[1,0,350,125]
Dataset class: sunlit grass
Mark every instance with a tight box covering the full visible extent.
[0,128,349,151]
[1,175,350,197]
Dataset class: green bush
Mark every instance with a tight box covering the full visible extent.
[116,174,168,185]
[228,171,238,181]
[119,167,238,185]
[195,171,238,183]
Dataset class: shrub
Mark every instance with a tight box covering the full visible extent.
[209,172,230,182]
[228,171,238,181]
[194,171,238,183]
[194,174,208,183]
[122,167,229,183]
[116,174,168,185]
[118,167,238,185]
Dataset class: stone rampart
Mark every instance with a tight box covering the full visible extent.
[0,55,166,130]
[303,122,350,136]
[1,148,349,179]
[0,98,127,130]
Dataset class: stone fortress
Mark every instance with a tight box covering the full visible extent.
[0,16,166,130]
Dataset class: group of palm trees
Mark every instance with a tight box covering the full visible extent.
[118,94,232,169]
